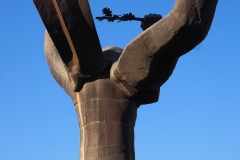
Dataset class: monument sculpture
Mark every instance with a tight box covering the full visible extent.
[33,0,218,159]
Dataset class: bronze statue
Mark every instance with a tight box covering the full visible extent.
[34,0,218,159]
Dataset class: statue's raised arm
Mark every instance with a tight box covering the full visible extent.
[34,0,107,91]
[111,0,218,97]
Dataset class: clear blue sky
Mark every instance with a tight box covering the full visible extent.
[0,1,240,160]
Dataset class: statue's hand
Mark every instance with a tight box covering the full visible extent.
[141,14,162,31]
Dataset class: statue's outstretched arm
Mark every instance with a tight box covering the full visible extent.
[34,0,106,91]
[111,0,218,97]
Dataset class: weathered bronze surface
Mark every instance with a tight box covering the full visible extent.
[34,0,218,159]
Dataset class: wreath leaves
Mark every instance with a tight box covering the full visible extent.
[103,7,112,17]
[96,7,143,22]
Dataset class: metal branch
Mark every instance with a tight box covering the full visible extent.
[96,16,144,22]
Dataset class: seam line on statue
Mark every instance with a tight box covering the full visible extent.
[83,98,128,100]
[52,0,78,65]
[80,145,126,151]
[82,121,133,128]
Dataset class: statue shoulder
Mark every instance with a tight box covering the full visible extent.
[44,31,76,103]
